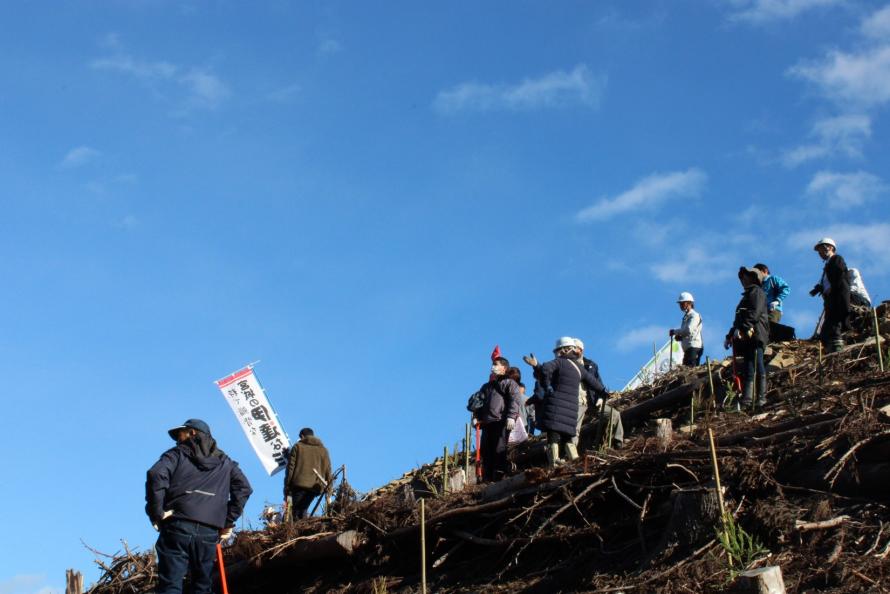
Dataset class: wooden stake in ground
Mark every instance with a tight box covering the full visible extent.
[420,498,427,594]
[707,428,727,527]
[442,446,448,495]
[706,357,716,409]
[464,423,470,483]
[655,418,672,451]
[737,566,786,594]
[874,306,885,372]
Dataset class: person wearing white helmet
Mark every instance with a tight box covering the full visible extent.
[570,338,623,449]
[669,292,703,366]
[809,237,851,353]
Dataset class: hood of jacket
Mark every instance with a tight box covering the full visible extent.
[301,435,325,447]
[178,433,224,471]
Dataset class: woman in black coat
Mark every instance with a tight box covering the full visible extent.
[537,339,607,466]
[725,267,769,409]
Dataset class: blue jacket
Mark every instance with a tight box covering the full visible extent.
[146,435,252,529]
[761,274,790,311]
[537,357,607,436]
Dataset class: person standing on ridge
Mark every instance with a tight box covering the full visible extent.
[146,419,252,594]
[669,292,703,366]
[753,263,790,324]
[725,267,770,409]
[474,356,522,482]
[284,427,333,520]
[809,238,851,353]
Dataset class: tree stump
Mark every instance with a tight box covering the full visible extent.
[655,418,672,451]
[736,566,786,594]
[65,570,83,594]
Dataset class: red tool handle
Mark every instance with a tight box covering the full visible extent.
[475,425,483,478]
[216,543,229,594]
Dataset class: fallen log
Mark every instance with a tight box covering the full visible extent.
[621,378,707,429]
[224,530,361,581]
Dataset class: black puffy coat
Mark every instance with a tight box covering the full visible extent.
[728,284,769,347]
[822,254,851,327]
[146,434,253,529]
[537,357,606,436]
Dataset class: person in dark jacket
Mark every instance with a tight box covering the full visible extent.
[536,337,608,466]
[572,338,622,448]
[284,427,333,520]
[724,267,770,409]
[474,356,522,482]
[146,418,252,594]
[809,237,851,353]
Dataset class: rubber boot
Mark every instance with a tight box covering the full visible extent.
[756,375,768,409]
[565,442,579,461]
[547,443,562,468]
[740,378,754,409]
[831,339,844,353]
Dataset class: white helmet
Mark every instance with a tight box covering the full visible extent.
[677,291,694,303]
[553,336,576,351]
[814,237,836,250]
[573,338,585,350]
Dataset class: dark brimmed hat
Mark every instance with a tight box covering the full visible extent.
[167,418,211,440]
[738,266,763,283]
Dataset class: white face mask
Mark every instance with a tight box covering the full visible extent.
[491,364,505,376]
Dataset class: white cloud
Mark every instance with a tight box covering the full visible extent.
[318,38,343,55]
[650,245,736,285]
[434,64,605,114]
[0,574,58,594]
[805,170,887,208]
[90,54,229,110]
[58,146,100,169]
[788,222,890,272]
[781,114,870,167]
[790,45,890,107]
[727,0,846,23]
[862,4,890,39]
[616,325,667,352]
[576,168,706,222]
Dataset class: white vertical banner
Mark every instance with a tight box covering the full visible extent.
[215,365,290,476]
[621,340,684,392]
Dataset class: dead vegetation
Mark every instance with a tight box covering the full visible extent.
[85,304,890,593]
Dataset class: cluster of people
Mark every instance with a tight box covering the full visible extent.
[669,236,872,410]
[467,337,624,482]
[145,419,333,593]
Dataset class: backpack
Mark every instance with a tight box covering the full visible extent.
[466,390,485,413]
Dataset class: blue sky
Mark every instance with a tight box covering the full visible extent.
[2,1,890,590]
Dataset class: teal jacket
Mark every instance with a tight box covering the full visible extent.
[762,274,790,312]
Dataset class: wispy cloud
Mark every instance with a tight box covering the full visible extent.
[90,54,229,110]
[649,245,736,285]
[790,46,890,108]
[788,221,890,272]
[616,325,667,352]
[862,4,890,39]
[433,64,605,114]
[317,38,343,55]
[58,146,100,169]
[576,168,706,222]
[805,170,887,208]
[781,114,870,167]
[0,574,57,594]
[727,0,846,24]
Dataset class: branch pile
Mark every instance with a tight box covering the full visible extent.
[86,304,890,593]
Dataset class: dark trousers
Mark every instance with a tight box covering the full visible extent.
[820,307,847,352]
[682,347,703,367]
[156,519,218,594]
[480,420,508,482]
[288,488,319,519]
[739,343,767,407]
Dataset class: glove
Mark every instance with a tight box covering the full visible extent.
[471,417,479,427]
[544,387,555,398]
[161,510,173,521]
[505,418,516,431]
[746,327,754,338]
[810,284,822,297]
[669,329,675,337]
[723,336,732,350]
[522,353,538,367]
[769,301,780,311]
[219,527,233,542]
